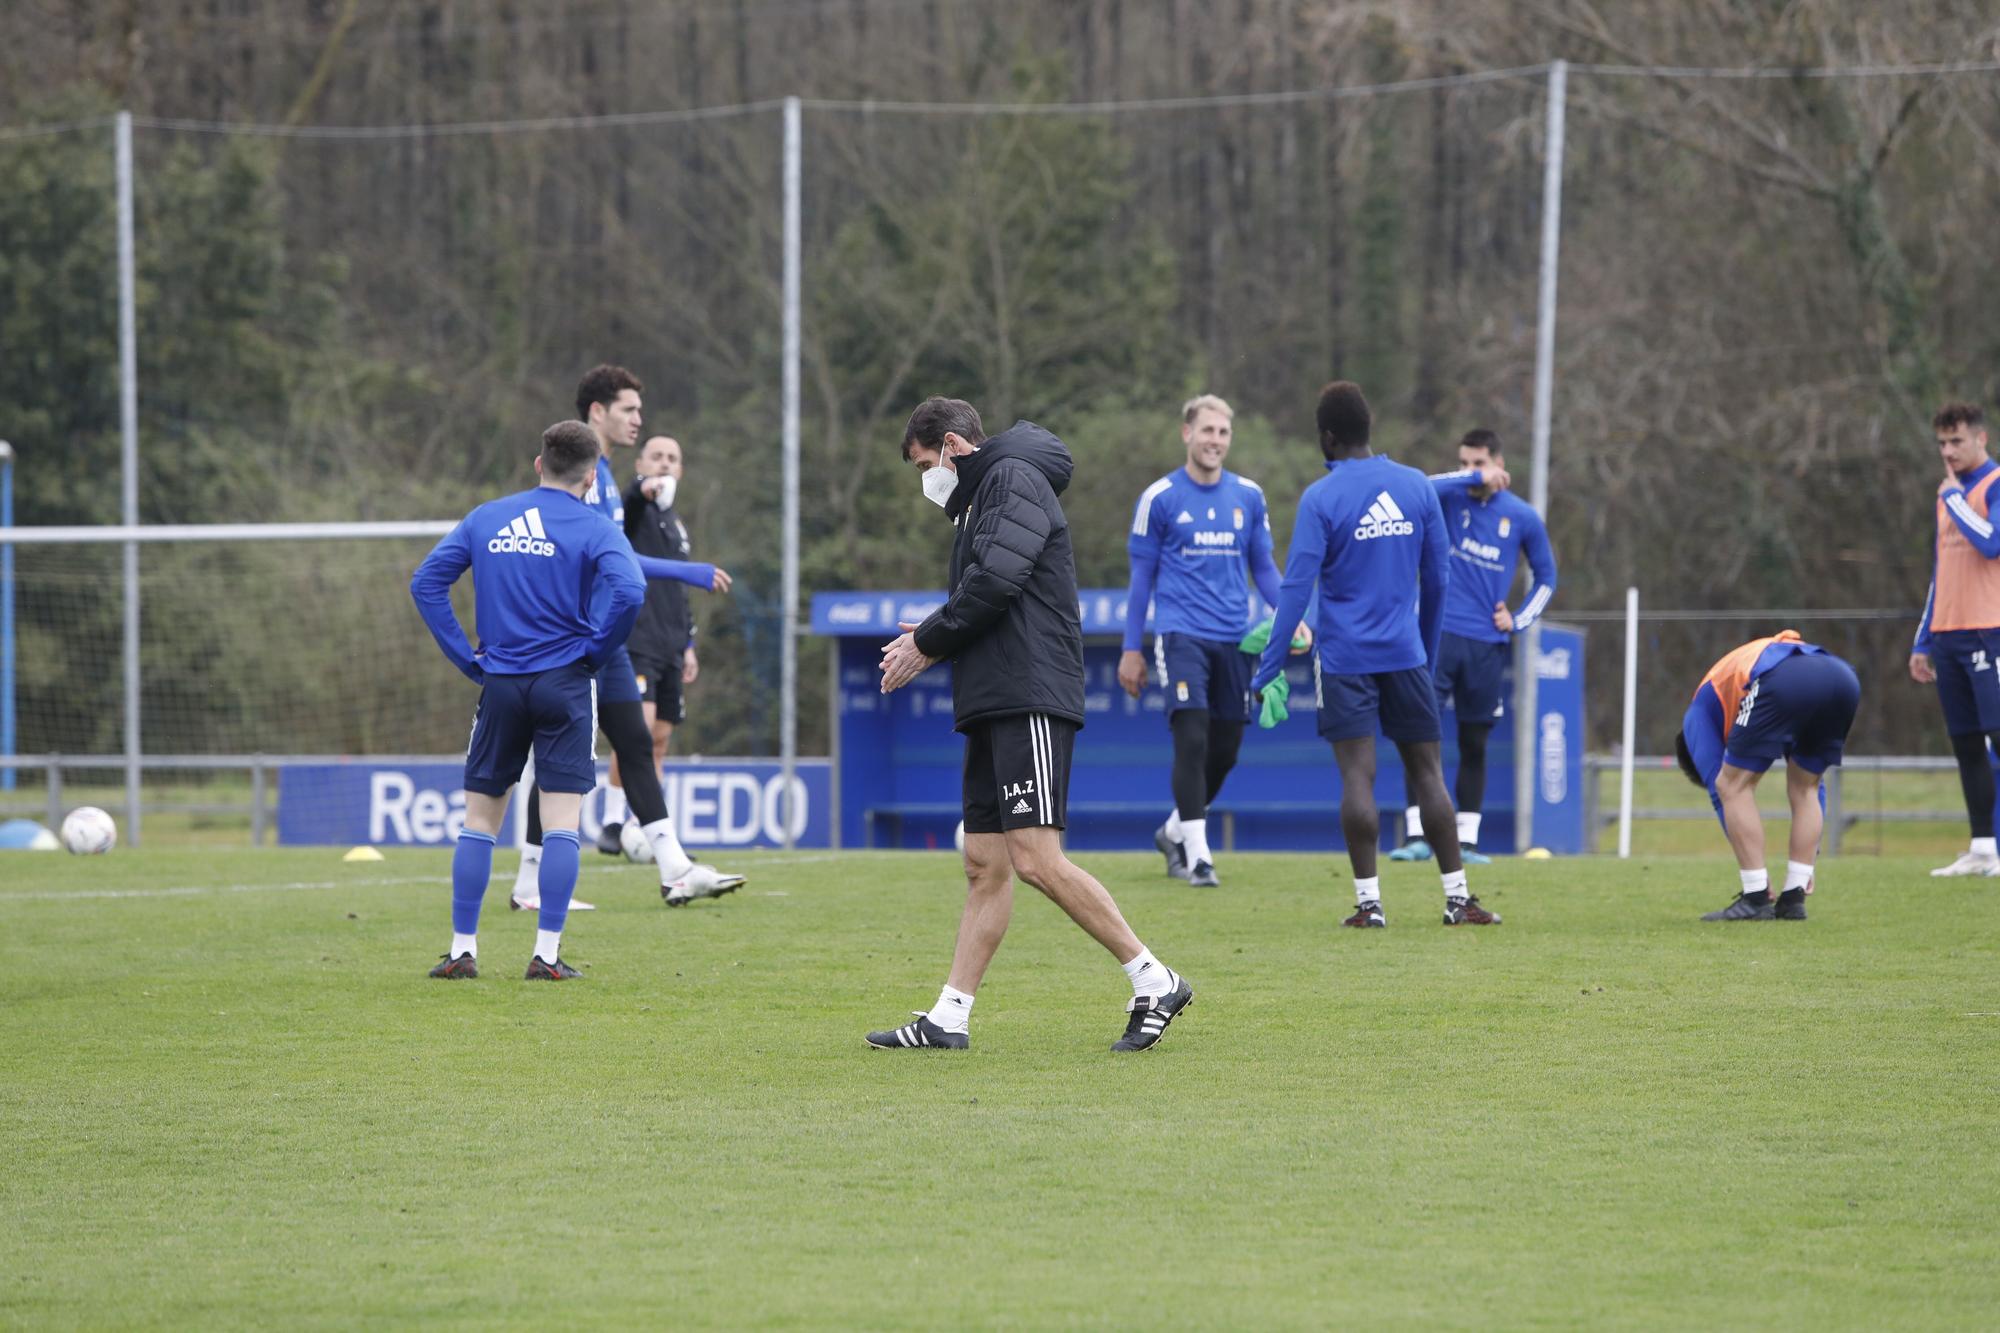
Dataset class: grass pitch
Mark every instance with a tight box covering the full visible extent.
[4,847,1997,1329]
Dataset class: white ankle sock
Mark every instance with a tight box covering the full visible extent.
[1354,876,1380,905]
[1974,837,1997,858]
[929,984,974,1033]
[602,785,628,826]
[1457,811,1481,846]
[511,845,540,900]
[1123,947,1175,998]
[535,929,561,964]
[1404,806,1423,840]
[1739,867,1769,895]
[450,932,477,959]
[1165,809,1184,841]
[1442,868,1468,899]
[1181,818,1212,867]
[645,817,693,882]
[1783,860,1813,892]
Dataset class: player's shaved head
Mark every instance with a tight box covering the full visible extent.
[1316,381,1372,458]
[541,420,599,483]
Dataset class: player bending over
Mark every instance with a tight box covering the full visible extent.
[1119,393,1307,888]
[1910,402,2000,878]
[1251,381,1498,928]
[871,397,1194,1052]
[1676,632,1860,921]
[1389,428,1556,865]
[410,421,647,979]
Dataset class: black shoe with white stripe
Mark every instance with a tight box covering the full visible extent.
[865,1012,969,1050]
[1111,975,1195,1052]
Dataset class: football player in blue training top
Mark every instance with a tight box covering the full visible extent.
[1389,428,1557,864]
[1119,393,1308,888]
[1676,631,1860,921]
[410,420,647,980]
[1251,381,1500,928]
[507,364,746,913]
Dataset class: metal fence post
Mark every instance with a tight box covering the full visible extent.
[1516,59,1567,855]
[46,758,62,830]
[779,95,801,850]
[116,110,143,847]
[250,757,267,846]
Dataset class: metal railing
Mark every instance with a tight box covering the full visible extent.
[1581,753,1961,855]
[0,753,463,846]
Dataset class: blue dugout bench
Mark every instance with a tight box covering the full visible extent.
[814,590,1586,854]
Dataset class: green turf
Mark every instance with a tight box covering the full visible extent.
[4,847,1997,1329]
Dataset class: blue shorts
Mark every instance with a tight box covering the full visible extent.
[464,662,599,796]
[1725,652,1861,774]
[1931,628,2000,737]
[1154,632,1254,723]
[1433,631,1509,727]
[596,643,643,705]
[1315,659,1441,744]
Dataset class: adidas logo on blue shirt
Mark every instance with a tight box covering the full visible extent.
[1353,490,1415,540]
[487,506,557,557]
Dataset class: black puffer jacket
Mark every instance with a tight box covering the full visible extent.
[913,421,1086,733]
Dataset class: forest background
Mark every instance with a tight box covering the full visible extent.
[3,1,1997,759]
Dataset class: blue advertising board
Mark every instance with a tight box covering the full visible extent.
[279,759,831,849]
[815,589,1585,854]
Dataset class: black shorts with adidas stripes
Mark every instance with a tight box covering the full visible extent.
[962,712,1076,834]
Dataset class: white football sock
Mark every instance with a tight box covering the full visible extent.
[450,932,477,960]
[1783,860,1814,892]
[510,844,540,900]
[1457,810,1482,847]
[535,929,561,964]
[1739,867,1770,895]
[1974,837,1997,858]
[1181,818,1213,867]
[602,784,628,826]
[644,817,693,882]
[1165,809,1183,841]
[929,984,974,1033]
[1404,806,1423,840]
[1442,868,1468,899]
[1354,875,1380,905]
[1122,947,1175,999]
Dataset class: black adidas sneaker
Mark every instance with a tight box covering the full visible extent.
[866,1012,969,1050]
[1775,887,1808,920]
[1702,891,1775,922]
[1111,975,1195,1052]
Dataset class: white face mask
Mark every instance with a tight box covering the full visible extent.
[651,473,677,510]
[921,458,959,509]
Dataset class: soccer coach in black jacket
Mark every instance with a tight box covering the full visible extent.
[868,397,1195,1053]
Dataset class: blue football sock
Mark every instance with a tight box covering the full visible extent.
[451,829,497,936]
[538,829,581,933]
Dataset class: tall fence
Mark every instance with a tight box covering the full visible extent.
[4,57,1997,842]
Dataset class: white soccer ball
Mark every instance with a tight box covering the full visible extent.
[619,819,654,863]
[954,820,966,853]
[61,806,117,855]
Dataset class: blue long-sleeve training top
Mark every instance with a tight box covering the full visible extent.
[1123,467,1281,649]
[1252,454,1449,693]
[1427,470,1557,643]
[410,485,647,681]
